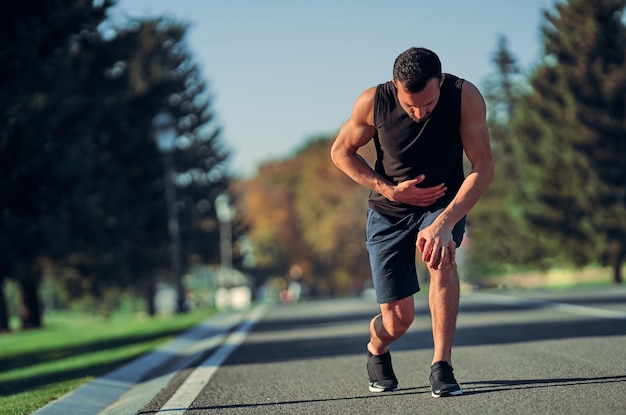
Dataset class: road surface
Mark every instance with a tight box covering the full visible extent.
[35,287,626,415]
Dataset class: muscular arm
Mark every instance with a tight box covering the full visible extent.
[330,88,446,206]
[418,81,495,267]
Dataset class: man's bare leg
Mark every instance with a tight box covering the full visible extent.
[427,262,463,397]
[367,295,415,355]
[428,263,460,365]
[366,295,414,392]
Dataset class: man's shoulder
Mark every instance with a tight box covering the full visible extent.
[373,81,396,105]
[372,81,399,126]
[376,80,395,94]
[443,73,464,91]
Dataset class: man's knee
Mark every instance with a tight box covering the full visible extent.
[380,298,415,338]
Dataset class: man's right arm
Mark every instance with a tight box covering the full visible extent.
[330,88,446,207]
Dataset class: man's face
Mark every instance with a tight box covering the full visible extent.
[393,76,443,123]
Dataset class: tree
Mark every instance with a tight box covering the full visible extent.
[236,159,305,289]
[237,135,375,297]
[85,18,229,314]
[0,1,230,328]
[0,0,115,329]
[50,17,230,316]
[294,137,372,295]
[511,0,626,283]
[468,35,547,278]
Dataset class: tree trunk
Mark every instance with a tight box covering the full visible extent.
[19,279,42,329]
[0,281,10,333]
[613,247,623,285]
[145,280,156,317]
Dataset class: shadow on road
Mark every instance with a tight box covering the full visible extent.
[136,375,626,414]
[462,374,626,395]
[137,388,425,414]
[225,300,625,365]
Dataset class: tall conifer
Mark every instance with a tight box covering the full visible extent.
[512,0,626,283]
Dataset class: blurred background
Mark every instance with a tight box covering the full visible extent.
[1,0,625,333]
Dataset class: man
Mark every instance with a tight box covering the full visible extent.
[330,47,494,397]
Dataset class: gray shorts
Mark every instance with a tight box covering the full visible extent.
[365,207,465,304]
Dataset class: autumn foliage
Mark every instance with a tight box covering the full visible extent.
[235,137,376,296]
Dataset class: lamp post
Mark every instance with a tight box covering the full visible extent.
[215,193,233,287]
[153,111,186,313]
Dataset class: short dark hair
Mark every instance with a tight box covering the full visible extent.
[393,47,442,93]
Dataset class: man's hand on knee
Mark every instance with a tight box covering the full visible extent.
[417,226,456,270]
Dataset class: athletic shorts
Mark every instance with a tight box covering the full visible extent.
[365,207,466,304]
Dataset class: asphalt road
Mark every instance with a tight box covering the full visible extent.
[36,287,626,415]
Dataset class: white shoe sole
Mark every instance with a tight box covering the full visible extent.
[431,389,463,398]
[369,385,399,393]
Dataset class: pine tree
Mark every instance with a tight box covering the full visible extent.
[469,36,534,278]
[512,0,626,283]
[66,18,230,314]
[0,2,231,328]
[0,0,114,329]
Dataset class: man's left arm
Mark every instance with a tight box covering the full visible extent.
[417,81,495,268]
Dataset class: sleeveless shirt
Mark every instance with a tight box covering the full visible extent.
[369,74,465,217]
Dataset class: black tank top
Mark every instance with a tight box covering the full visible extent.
[369,74,465,217]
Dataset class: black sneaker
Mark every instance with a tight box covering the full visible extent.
[429,361,462,397]
[367,350,399,392]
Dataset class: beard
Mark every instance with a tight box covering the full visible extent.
[408,112,431,123]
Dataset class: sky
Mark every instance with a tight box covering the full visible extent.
[112,0,555,177]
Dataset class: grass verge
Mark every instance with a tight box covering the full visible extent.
[0,308,212,415]
[478,266,620,290]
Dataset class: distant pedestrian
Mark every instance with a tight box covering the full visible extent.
[330,47,494,397]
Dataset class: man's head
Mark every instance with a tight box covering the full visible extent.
[392,47,442,93]
[392,47,443,122]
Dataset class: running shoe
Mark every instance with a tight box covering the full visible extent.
[429,361,463,397]
[367,350,399,392]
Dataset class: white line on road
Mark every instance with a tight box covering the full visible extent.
[479,293,626,320]
[34,310,249,415]
[156,303,267,414]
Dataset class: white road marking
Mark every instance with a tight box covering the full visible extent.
[479,293,626,320]
[33,311,249,415]
[156,303,267,414]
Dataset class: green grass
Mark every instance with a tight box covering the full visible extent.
[0,308,212,415]
[475,265,621,291]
